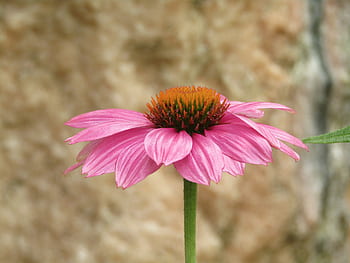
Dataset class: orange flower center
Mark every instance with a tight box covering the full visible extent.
[145,86,229,134]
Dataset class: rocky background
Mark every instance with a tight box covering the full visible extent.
[0,0,349,262]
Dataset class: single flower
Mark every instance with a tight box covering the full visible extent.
[64,86,308,188]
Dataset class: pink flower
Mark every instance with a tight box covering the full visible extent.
[65,86,308,189]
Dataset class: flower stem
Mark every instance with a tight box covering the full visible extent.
[183,179,197,263]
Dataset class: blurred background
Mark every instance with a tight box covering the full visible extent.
[0,0,349,262]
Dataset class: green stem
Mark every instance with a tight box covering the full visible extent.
[183,179,198,263]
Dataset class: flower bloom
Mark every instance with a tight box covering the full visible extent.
[65,86,308,188]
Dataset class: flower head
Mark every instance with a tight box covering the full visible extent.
[145,86,228,134]
[65,86,308,189]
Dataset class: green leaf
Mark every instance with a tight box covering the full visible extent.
[303,125,350,144]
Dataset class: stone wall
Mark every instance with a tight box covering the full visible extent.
[0,1,349,262]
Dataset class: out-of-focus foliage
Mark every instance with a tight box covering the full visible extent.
[303,126,350,144]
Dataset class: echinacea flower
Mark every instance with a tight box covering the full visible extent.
[65,86,308,188]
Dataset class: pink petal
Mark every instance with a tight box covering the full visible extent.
[83,161,115,177]
[144,128,192,165]
[220,96,258,116]
[115,141,161,189]
[76,140,102,162]
[65,109,150,128]
[222,113,281,148]
[82,127,152,177]
[233,108,265,118]
[223,155,245,176]
[219,94,229,102]
[227,102,265,118]
[205,123,272,165]
[174,134,224,185]
[65,117,153,144]
[278,142,300,161]
[64,140,102,175]
[64,161,84,175]
[228,101,295,116]
[259,124,309,150]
